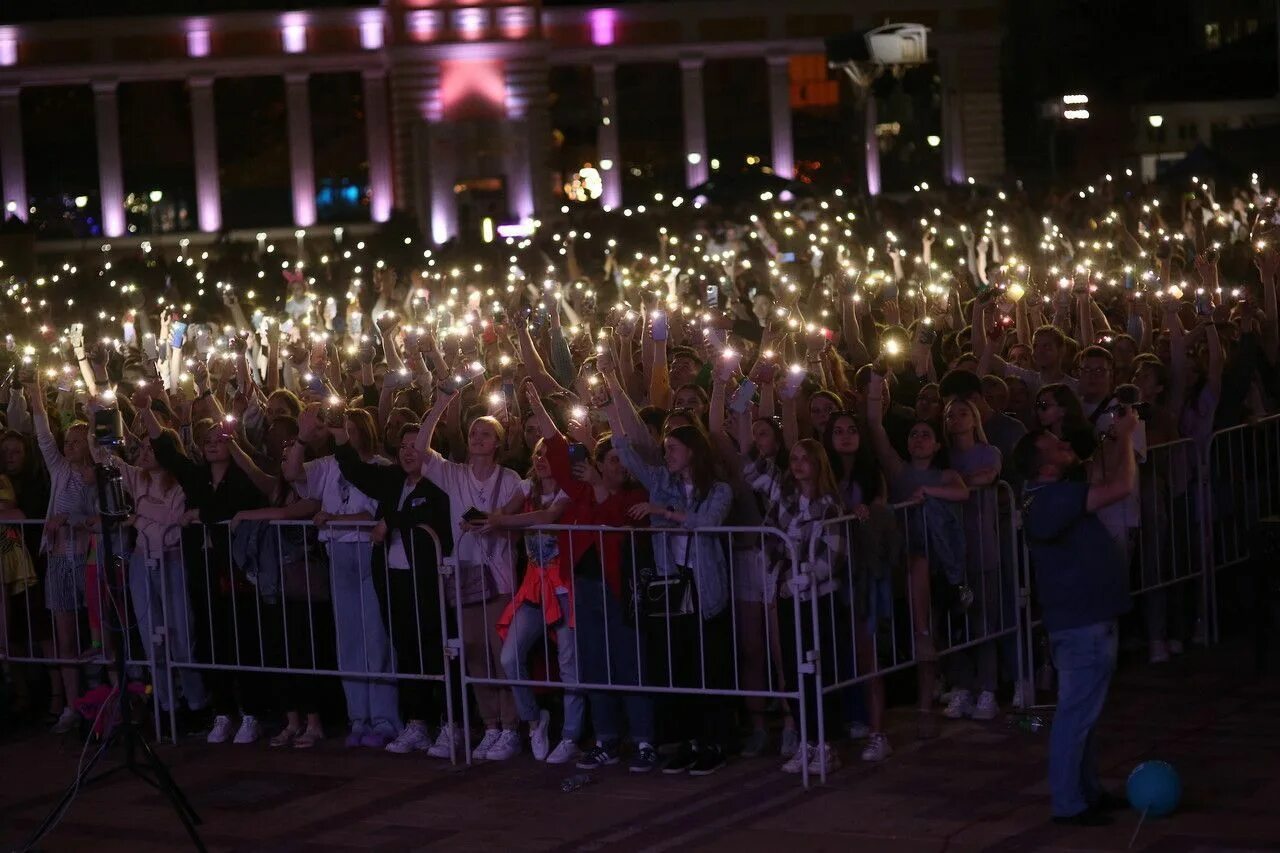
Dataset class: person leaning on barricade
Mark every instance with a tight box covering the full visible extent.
[1013,405,1139,827]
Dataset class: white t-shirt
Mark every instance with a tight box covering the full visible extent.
[422,453,523,594]
[299,455,386,543]
[1006,362,1080,398]
[666,482,696,568]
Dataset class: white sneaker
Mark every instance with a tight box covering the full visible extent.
[207,714,236,744]
[781,743,814,774]
[386,722,431,754]
[233,715,262,745]
[971,691,999,721]
[427,723,465,760]
[847,721,871,740]
[943,689,974,719]
[861,732,892,762]
[1149,640,1171,664]
[51,707,79,734]
[472,728,501,761]
[807,742,841,775]
[529,709,551,761]
[485,729,522,761]
[545,738,580,765]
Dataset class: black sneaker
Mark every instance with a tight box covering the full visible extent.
[661,742,698,775]
[576,743,620,770]
[629,745,658,774]
[687,746,726,777]
[1052,808,1114,827]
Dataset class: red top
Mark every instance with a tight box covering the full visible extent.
[546,434,648,596]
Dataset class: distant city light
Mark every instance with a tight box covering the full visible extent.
[1062,94,1089,105]
[1148,114,1164,128]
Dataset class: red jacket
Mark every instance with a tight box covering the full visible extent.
[546,434,648,596]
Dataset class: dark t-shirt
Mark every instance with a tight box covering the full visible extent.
[1022,479,1130,632]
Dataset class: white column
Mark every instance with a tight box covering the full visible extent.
[92,81,126,238]
[937,49,965,185]
[422,68,457,243]
[189,77,222,233]
[362,68,394,223]
[503,64,537,223]
[593,62,621,209]
[864,93,880,197]
[766,54,794,179]
[680,57,708,188]
[284,72,316,228]
[0,87,26,222]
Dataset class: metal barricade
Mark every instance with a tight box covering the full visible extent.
[808,482,1024,782]
[159,519,458,759]
[448,523,818,786]
[0,517,161,735]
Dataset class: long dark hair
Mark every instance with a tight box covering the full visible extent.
[821,412,882,503]
[666,424,719,500]
[749,416,790,469]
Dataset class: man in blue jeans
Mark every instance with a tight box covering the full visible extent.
[1013,406,1138,827]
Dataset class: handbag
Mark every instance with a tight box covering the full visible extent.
[630,511,699,621]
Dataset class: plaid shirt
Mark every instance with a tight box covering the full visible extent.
[744,457,846,600]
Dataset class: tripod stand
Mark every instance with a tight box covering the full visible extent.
[21,458,206,852]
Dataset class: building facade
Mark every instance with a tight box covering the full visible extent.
[0,0,1004,242]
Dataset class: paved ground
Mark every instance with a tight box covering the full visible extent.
[1,639,1278,852]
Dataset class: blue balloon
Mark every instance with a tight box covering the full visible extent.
[1126,761,1181,817]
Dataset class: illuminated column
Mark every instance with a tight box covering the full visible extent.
[0,86,26,221]
[92,80,126,238]
[679,56,707,187]
[864,93,880,197]
[937,48,965,184]
[284,72,316,227]
[188,76,221,233]
[423,68,457,243]
[766,54,794,179]
[504,65,536,223]
[362,68,394,223]
[592,62,621,209]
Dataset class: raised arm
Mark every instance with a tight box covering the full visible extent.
[863,371,904,481]
[228,439,281,499]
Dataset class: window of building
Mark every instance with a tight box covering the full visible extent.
[1204,22,1220,49]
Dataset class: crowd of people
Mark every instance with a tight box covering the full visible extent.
[0,172,1277,809]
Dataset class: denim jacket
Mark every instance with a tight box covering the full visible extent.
[614,436,732,619]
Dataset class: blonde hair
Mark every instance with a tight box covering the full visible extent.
[942,398,989,447]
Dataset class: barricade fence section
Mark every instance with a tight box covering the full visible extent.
[447,523,817,786]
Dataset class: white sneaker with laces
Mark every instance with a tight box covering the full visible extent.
[943,689,974,719]
[781,743,814,774]
[485,729,522,761]
[427,723,465,760]
[207,714,236,744]
[807,742,841,775]
[472,728,501,760]
[233,715,262,745]
[51,707,79,734]
[529,709,551,761]
[386,722,431,754]
[861,732,892,762]
[545,738,580,765]
[971,690,999,721]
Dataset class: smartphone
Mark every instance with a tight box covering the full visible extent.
[729,379,757,414]
[705,284,719,308]
[1195,290,1213,317]
[917,325,937,346]
[170,321,188,349]
[780,252,797,264]
[567,442,589,466]
[462,506,488,523]
[650,312,669,342]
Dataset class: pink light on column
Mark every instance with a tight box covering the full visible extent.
[439,59,506,121]
[406,10,443,42]
[186,28,210,58]
[589,9,616,46]
[358,14,384,50]
[0,28,17,66]
[452,7,489,41]
[281,14,307,54]
[497,6,534,40]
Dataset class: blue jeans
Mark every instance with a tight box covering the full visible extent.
[574,575,655,745]
[328,541,401,736]
[129,548,208,713]
[499,593,585,740]
[1048,620,1117,817]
